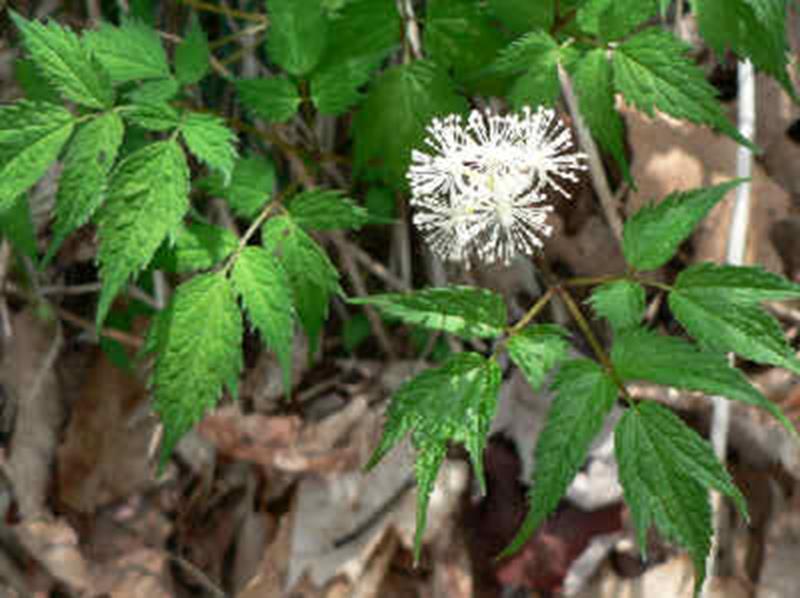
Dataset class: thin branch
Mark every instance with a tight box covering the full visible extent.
[558,65,625,243]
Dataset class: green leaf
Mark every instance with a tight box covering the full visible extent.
[350,286,507,340]
[674,262,800,303]
[152,273,243,465]
[367,352,501,560]
[502,360,617,557]
[0,101,75,214]
[668,290,800,374]
[262,215,340,356]
[507,324,570,391]
[179,112,238,183]
[322,0,400,63]
[613,29,753,149]
[10,11,114,109]
[287,189,385,231]
[616,401,747,595]
[0,194,37,259]
[125,77,180,103]
[14,58,61,103]
[622,180,744,271]
[693,0,794,99]
[576,0,659,41]
[122,102,180,131]
[588,280,645,332]
[571,48,630,183]
[266,0,328,76]
[96,141,189,327]
[175,14,210,85]
[487,0,555,34]
[353,60,468,190]
[201,154,275,219]
[493,32,562,109]
[152,221,238,273]
[231,246,294,394]
[236,78,301,123]
[424,0,509,94]
[84,20,170,84]
[612,327,797,435]
[46,111,125,264]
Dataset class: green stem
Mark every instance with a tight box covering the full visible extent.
[221,199,283,276]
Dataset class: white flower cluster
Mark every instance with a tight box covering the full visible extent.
[407,106,587,266]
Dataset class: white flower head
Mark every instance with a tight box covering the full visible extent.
[407,106,587,266]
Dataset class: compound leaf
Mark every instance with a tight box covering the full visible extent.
[232,246,294,393]
[0,101,74,214]
[123,102,180,131]
[622,180,744,271]
[351,286,507,340]
[84,20,170,84]
[10,11,114,109]
[674,262,800,303]
[502,359,617,557]
[179,112,238,183]
[507,324,571,391]
[96,140,189,327]
[612,327,796,435]
[576,0,660,41]
[152,273,243,465]
[47,111,125,264]
[353,60,467,190]
[262,215,340,356]
[367,352,501,560]
[493,31,562,109]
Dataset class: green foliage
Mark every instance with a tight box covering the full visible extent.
[96,140,189,327]
[201,154,276,219]
[47,111,125,263]
[179,112,238,183]
[152,222,238,273]
[175,14,210,85]
[589,280,646,332]
[367,352,501,560]
[576,0,660,41]
[10,11,114,109]
[612,29,753,148]
[236,78,301,123]
[571,48,630,182]
[353,60,468,190]
[122,102,180,131]
[674,263,800,303]
[424,0,509,94]
[262,215,341,356]
[0,194,37,259]
[14,58,61,103]
[232,246,295,394]
[622,180,745,271]
[125,77,180,103]
[266,0,328,76]
[0,101,75,213]
[502,359,617,557]
[287,189,384,231]
[493,32,563,109]
[351,286,507,340]
[151,273,243,465]
[487,0,555,34]
[83,20,170,83]
[693,0,794,98]
[506,324,570,390]
[616,401,747,595]
[612,328,796,435]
